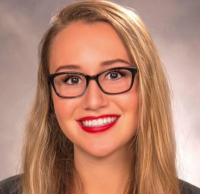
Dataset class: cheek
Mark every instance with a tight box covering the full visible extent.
[123,91,139,128]
[116,76,139,116]
[52,92,79,121]
[52,93,81,143]
[128,75,139,115]
[53,93,67,119]
[114,77,140,134]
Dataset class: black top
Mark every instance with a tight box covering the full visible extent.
[0,175,200,194]
[0,175,21,194]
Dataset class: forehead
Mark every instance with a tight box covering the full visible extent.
[49,21,131,74]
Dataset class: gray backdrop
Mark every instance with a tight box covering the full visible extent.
[0,0,200,187]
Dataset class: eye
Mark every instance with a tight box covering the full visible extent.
[105,69,128,80]
[63,75,83,85]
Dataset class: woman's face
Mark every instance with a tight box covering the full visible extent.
[49,21,139,158]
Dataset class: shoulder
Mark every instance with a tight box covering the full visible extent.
[180,180,200,194]
[0,175,22,194]
[1,176,200,194]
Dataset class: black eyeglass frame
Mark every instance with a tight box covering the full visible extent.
[48,66,138,98]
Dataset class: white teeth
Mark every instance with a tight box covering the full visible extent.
[92,120,97,126]
[97,119,103,125]
[108,117,111,123]
[81,117,117,127]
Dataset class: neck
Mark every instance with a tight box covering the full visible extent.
[72,145,133,194]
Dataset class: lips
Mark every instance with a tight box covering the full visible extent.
[77,114,120,121]
[76,114,120,133]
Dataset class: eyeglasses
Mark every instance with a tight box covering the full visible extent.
[48,67,138,98]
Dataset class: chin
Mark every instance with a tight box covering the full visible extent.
[76,141,129,159]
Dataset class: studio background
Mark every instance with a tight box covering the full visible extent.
[0,0,199,187]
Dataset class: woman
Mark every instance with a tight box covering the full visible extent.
[0,1,199,194]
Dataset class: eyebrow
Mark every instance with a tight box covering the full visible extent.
[54,59,131,73]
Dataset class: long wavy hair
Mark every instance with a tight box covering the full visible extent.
[21,1,180,193]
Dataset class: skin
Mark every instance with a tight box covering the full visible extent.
[49,21,139,194]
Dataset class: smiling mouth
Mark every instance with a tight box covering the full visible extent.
[81,117,117,127]
[77,115,120,133]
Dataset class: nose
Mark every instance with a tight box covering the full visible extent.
[82,80,108,111]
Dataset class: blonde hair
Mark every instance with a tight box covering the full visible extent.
[21,1,180,193]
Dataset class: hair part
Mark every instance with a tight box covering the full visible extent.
[21,1,180,194]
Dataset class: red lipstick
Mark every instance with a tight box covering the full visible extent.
[77,114,120,133]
